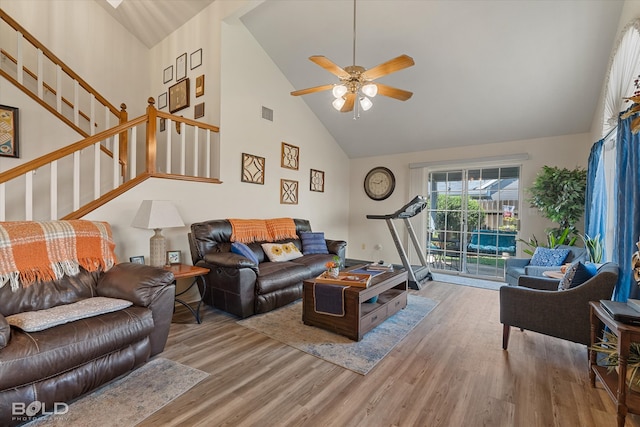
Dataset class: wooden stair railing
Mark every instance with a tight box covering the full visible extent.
[0,99,220,221]
[0,8,125,163]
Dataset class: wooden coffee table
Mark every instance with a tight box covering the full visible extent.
[302,267,408,341]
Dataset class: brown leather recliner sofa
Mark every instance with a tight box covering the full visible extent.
[188,218,347,318]
[0,262,175,426]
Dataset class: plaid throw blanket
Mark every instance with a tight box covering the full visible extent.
[0,220,116,291]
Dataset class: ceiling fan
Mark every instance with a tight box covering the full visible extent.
[290,0,415,115]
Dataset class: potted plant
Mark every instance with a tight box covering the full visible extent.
[591,331,640,392]
[325,255,341,278]
[527,165,587,238]
[581,233,604,264]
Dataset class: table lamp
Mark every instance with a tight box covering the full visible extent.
[131,200,185,267]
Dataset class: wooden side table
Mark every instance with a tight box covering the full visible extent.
[164,264,210,324]
[589,301,640,426]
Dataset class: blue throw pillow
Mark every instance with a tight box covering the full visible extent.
[300,231,329,254]
[530,247,571,267]
[231,242,259,264]
[558,261,596,290]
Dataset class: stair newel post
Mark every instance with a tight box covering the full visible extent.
[146,97,157,174]
[119,103,128,180]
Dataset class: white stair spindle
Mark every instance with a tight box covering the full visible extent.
[193,126,199,176]
[94,142,101,199]
[16,32,23,85]
[37,49,43,99]
[90,94,96,136]
[112,134,119,188]
[50,161,58,220]
[25,171,33,220]
[56,65,62,113]
[73,151,80,211]
[73,81,79,126]
[129,129,137,179]
[166,120,172,173]
[205,130,211,178]
[180,123,186,175]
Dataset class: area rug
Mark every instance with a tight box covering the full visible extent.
[237,294,438,375]
[25,358,209,426]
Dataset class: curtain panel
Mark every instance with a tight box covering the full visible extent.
[613,113,640,301]
[585,139,607,257]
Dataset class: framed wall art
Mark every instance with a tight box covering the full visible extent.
[281,142,299,170]
[195,75,205,97]
[241,153,265,185]
[190,48,202,70]
[163,65,173,84]
[169,78,189,113]
[194,102,205,119]
[310,169,325,192]
[159,118,166,132]
[176,52,187,81]
[129,256,145,264]
[280,179,299,205]
[158,92,167,109]
[0,105,19,158]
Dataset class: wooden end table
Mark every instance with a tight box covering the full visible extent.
[302,267,408,341]
[164,264,210,324]
[589,301,640,427]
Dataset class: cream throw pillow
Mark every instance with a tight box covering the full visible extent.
[261,242,303,262]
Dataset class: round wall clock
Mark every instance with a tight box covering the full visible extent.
[364,166,396,200]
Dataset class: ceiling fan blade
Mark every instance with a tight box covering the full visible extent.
[375,83,413,101]
[340,93,356,112]
[309,56,350,79]
[290,84,335,96]
[362,54,415,80]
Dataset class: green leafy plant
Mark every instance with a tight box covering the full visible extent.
[591,331,640,388]
[433,195,485,231]
[581,233,603,263]
[527,165,587,233]
[517,227,578,256]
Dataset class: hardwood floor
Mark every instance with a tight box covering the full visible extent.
[140,281,640,427]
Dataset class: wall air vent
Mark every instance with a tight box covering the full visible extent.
[262,106,273,122]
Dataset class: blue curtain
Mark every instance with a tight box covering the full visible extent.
[585,139,607,257]
[613,114,640,301]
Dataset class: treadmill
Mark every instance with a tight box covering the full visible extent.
[366,195,433,290]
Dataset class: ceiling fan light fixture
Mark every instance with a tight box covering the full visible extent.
[332,84,348,98]
[362,83,378,98]
[332,97,346,111]
[360,96,373,111]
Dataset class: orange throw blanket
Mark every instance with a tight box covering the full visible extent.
[0,220,116,291]
[266,218,297,241]
[228,219,271,243]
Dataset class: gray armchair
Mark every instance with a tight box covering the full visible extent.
[504,245,588,286]
[500,262,618,349]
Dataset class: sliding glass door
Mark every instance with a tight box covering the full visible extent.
[426,166,520,280]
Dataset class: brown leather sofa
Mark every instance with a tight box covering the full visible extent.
[0,263,175,426]
[189,219,347,318]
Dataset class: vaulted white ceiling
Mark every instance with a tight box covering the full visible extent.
[99,0,625,159]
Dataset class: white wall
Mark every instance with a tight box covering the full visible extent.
[347,133,592,265]
[83,3,350,263]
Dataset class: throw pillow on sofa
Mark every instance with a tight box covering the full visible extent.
[231,242,260,264]
[530,247,571,267]
[558,261,597,290]
[300,231,329,255]
[261,242,303,262]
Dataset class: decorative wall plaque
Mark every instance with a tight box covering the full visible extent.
[241,153,265,185]
[281,142,299,170]
[310,169,325,192]
[280,179,298,204]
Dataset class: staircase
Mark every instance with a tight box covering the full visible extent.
[0,9,220,221]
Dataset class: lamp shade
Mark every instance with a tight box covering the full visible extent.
[131,200,184,230]
[131,200,184,267]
